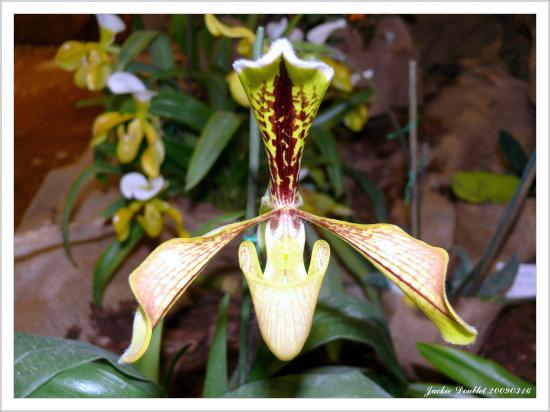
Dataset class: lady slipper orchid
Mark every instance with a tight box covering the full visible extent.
[119,39,476,365]
[55,14,125,91]
[91,72,164,178]
[113,173,188,242]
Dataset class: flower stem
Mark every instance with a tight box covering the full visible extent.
[135,320,163,383]
[238,26,265,386]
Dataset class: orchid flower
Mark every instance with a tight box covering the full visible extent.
[91,72,164,179]
[55,14,125,91]
[113,172,189,241]
[119,39,476,364]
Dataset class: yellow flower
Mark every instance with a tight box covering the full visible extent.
[114,173,188,242]
[92,72,164,179]
[322,58,353,93]
[343,103,369,132]
[55,14,125,91]
[119,40,476,365]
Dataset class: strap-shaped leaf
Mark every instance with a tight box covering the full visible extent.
[120,210,275,363]
[296,210,477,345]
[234,39,333,207]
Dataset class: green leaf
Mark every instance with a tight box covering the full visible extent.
[191,210,245,236]
[29,361,162,398]
[249,295,405,384]
[15,333,160,398]
[149,33,175,70]
[61,163,120,265]
[499,130,528,176]
[344,165,387,222]
[162,134,194,171]
[225,370,391,398]
[451,171,520,203]
[417,342,536,398]
[194,70,231,110]
[135,321,163,384]
[312,128,344,197]
[116,30,159,70]
[93,223,144,305]
[204,294,230,398]
[407,383,478,398]
[185,111,242,191]
[477,254,520,299]
[150,89,212,132]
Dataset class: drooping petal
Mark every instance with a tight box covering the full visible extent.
[239,211,330,361]
[91,112,134,146]
[296,210,477,345]
[204,14,255,42]
[306,18,347,45]
[234,39,334,207]
[119,210,276,363]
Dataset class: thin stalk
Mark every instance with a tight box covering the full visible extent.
[466,150,536,296]
[135,320,163,383]
[416,143,430,238]
[408,60,419,238]
[238,26,265,386]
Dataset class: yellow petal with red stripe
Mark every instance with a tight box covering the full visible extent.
[297,210,477,345]
[119,210,275,364]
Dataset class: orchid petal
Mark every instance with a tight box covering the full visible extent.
[108,71,147,95]
[113,201,142,242]
[55,41,89,70]
[120,172,165,201]
[266,18,289,40]
[226,71,250,108]
[204,14,255,42]
[297,210,477,345]
[137,201,164,238]
[343,104,369,132]
[289,28,305,42]
[322,58,353,93]
[119,210,276,364]
[134,90,157,103]
[91,112,133,146]
[96,14,126,35]
[306,18,347,45]
[234,39,333,207]
[141,138,165,179]
[116,118,144,164]
[239,212,330,361]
